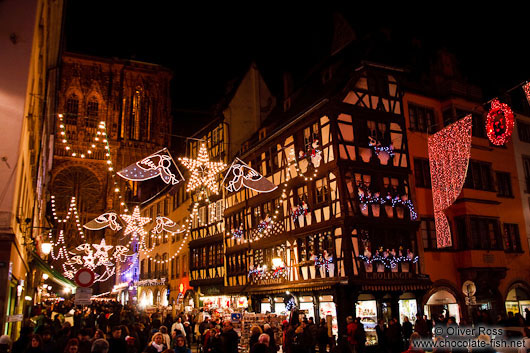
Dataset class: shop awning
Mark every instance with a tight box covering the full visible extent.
[31,252,76,289]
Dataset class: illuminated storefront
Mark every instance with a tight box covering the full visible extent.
[424,289,460,323]
[505,286,530,315]
[356,294,378,346]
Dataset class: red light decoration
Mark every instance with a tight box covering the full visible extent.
[486,99,515,146]
[428,115,472,248]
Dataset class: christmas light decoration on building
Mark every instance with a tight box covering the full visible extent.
[83,212,122,231]
[223,158,278,193]
[150,216,186,235]
[231,225,244,239]
[179,143,226,195]
[356,186,418,220]
[121,206,151,240]
[291,202,309,223]
[524,82,530,107]
[117,148,184,185]
[368,136,394,157]
[428,115,472,248]
[486,99,515,145]
[358,250,419,269]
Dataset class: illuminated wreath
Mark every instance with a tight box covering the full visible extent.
[486,99,515,146]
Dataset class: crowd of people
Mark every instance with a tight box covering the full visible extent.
[1,301,530,353]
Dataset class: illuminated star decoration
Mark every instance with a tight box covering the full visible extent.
[428,115,472,248]
[117,148,184,185]
[121,206,151,240]
[92,238,113,265]
[179,143,226,195]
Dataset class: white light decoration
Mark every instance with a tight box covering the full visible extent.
[428,115,472,248]
[223,158,278,193]
[179,143,226,195]
[41,242,52,255]
[83,212,122,231]
[121,206,151,239]
[117,148,184,185]
[151,216,186,235]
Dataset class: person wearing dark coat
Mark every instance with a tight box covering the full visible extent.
[108,326,127,353]
[174,335,191,353]
[24,334,44,353]
[375,319,387,352]
[384,319,402,353]
[249,326,262,350]
[316,319,328,353]
[263,324,277,352]
[402,317,413,348]
[220,322,238,353]
[250,334,274,353]
[12,326,33,353]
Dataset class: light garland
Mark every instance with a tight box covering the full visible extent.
[285,298,296,311]
[50,196,85,239]
[56,114,131,213]
[179,143,226,196]
[486,98,515,146]
[357,185,418,220]
[428,115,472,248]
[291,202,309,223]
[358,252,419,269]
[231,225,244,239]
[368,137,395,157]
[83,212,122,231]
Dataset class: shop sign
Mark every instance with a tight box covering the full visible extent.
[231,313,242,323]
[75,287,93,306]
[203,287,220,295]
[8,314,23,322]
[136,278,166,287]
[365,272,413,280]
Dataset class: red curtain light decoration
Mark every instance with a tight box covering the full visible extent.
[486,99,515,146]
[428,115,472,248]
[524,82,530,107]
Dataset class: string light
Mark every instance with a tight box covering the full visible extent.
[524,82,530,107]
[428,115,472,248]
[121,206,151,240]
[486,98,515,146]
[357,185,418,220]
[358,252,419,269]
[179,143,226,195]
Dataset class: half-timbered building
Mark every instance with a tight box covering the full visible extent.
[222,60,431,342]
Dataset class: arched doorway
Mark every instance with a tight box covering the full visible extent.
[505,284,530,315]
[425,289,461,323]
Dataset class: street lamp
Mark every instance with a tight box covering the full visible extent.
[42,273,49,280]
[41,242,52,255]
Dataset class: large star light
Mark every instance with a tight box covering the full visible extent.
[179,143,226,194]
[92,238,113,265]
[121,206,151,238]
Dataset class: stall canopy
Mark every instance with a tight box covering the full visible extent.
[31,252,76,289]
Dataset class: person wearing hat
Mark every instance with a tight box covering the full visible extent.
[124,336,137,353]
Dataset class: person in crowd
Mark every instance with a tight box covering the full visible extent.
[473,334,495,353]
[413,314,429,338]
[401,332,424,353]
[221,321,238,353]
[40,330,57,353]
[158,327,171,349]
[0,335,12,353]
[316,319,329,353]
[91,339,110,353]
[345,316,358,353]
[375,319,387,353]
[525,308,530,326]
[171,318,185,338]
[174,335,190,353]
[353,318,366,353]
[263,324,277,352]
[306,319,318,353]
[108,326,126,353]
[250,334,272,353]
[401,317,413,348]
[249,326,263,349]
[78,329,92,353]
[64,338,80,353]
[24,334,44,353]
[13,326,33,353]
[125,336,137,353]
[143,333,167,353]
[183,322,192,348]
[283,322,294,353]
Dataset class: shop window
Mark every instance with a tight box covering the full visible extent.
[303,123,321,152]
[505,287,530,315]
[503,223,522,252]
[496,172,513,197]
[414,158,431,188]
[356,296,378,346]
[421,218,437,250]
[297,185,308,204]
[408,103,436,133]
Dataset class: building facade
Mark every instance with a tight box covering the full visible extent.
[49,52,173,292]
[0,0,65,337]
[404,52,530,323]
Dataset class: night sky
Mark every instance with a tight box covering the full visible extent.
[64,4,530,134]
